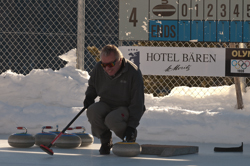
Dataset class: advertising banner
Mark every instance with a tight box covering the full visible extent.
[119,46,226,77]
[226,48,250,77]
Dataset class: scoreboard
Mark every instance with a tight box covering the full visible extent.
[119,0,250,42]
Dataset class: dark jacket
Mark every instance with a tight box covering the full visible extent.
[85,58,145,128]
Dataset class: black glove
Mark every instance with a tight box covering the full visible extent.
[83,97,94,108]
[124,126,137,142]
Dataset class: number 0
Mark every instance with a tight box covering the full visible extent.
[129,8,138,27]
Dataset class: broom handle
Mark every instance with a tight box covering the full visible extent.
[48,107,87,148]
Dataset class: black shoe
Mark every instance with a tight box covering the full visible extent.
[99,130,113,155]
[99,142,113,155]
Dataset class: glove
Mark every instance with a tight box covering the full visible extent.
[124,126,137,142]
[83,97,94,108]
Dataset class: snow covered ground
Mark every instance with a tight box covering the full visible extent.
[1,48,250,146]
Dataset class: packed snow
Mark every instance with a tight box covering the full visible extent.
[1,49,250,145]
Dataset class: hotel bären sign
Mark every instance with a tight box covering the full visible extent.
[119,46,250,77]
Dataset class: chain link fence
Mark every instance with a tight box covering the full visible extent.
[1,0,249,99]
[1,0,78,74]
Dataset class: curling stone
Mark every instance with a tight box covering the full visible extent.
[8,127,35,148]
[54,127,81,148]
[49,125,62,135]
[34,126,57,146]
[112,142,141,157]
[72,126,94,147]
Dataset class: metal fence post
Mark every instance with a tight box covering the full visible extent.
[77,0,85,70]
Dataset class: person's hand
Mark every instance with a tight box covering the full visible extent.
[124,126,137,142]
[83,97,94,108]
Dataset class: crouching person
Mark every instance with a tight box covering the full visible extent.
[83,45,145,155]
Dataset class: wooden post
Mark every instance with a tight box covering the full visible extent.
[239,43,247,93]
[230,43,244,109]
[234,77,244,109]
[76,0,85,70]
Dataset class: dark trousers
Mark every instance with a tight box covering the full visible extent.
[86,102,129,140]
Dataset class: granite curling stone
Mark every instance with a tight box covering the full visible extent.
[49,125,69,147]
[112,142,141,157]
[49,125,62,135]
[35,126,57,146]
[8,127,35,148]
[54,127,81,148]
[72,126,94,147]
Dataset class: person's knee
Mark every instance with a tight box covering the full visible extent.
[87,102,111,120]
[104,107,129,129]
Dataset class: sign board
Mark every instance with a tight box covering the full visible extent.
[226,48,250,77]
[119,46,250,77]
[119,0,149,40]
[119,46,226,77]
[119,0,250,42]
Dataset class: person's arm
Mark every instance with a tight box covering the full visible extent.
[124,69,145,142]
[127,69,145,128]
[83,67,98,108]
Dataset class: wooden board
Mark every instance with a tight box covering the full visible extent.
[141,144,199,157]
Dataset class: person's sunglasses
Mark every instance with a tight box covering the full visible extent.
[101,59,117,68]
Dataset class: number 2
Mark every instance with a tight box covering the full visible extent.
[207,4,213,17]
[129,8,138,27]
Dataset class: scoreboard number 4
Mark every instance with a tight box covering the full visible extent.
[233,4,240,17]
[129,8,138,27]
